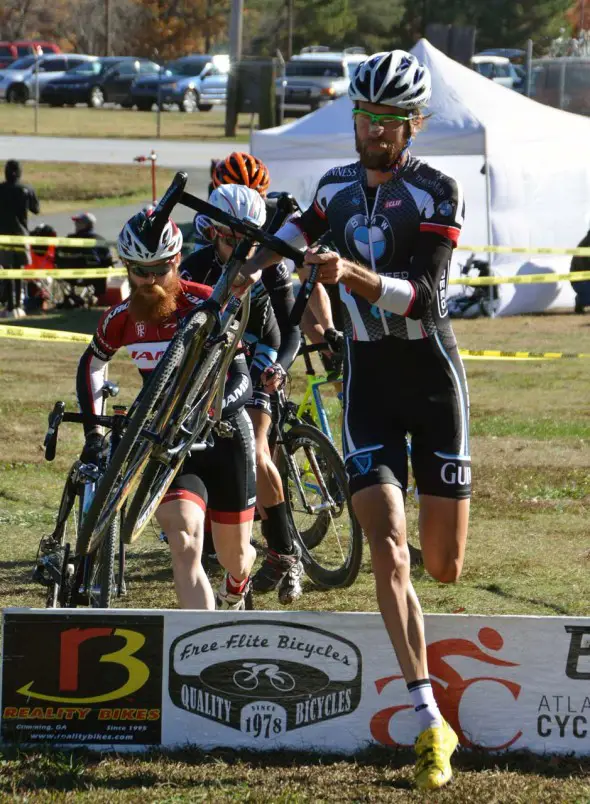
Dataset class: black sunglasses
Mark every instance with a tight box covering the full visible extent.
[127,260,174,278]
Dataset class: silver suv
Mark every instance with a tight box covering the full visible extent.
[279,47,366,115]
[0,53,94,103]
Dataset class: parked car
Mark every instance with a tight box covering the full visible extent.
[0,53,95,103]
[131,53,215,112]
[470,54,521,88]
[530,57,590,116]
[0,40,61,69]
[41,57,160,108]
[278,47,366,115]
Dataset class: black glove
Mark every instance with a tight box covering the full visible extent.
[324,327,344,356]
[80,432,107,466]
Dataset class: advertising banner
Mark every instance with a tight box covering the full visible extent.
[2,609,589,754]
[1,611,164,746]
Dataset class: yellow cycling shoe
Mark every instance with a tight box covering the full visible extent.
[414,718,459,790]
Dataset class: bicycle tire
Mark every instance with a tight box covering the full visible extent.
[78,310,209,556]
[46,467,79,608]
[121,340,226,544]
[280,422,362,589]
[87,513,118,608]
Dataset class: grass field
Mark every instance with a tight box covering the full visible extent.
[0,309,589,801]
[20,161,179,215]
[0,106,257,142]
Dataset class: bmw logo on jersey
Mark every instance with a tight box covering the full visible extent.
[344,214,394,268]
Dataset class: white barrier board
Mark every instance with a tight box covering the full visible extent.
[2,609,589,754]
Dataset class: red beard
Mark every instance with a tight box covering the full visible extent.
[128,272,181,324]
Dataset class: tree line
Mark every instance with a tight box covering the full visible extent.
[0,0,578,61]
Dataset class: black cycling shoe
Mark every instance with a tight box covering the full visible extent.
[252,543,302,593]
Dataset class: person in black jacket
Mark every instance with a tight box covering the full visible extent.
[571,227,590,314]
[0,160,40,318]
[54,212,114,307]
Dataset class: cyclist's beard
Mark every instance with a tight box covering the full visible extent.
[128,272,180,324]
[355,130,402,171]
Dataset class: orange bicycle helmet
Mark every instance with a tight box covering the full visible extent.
[212,151,271,195]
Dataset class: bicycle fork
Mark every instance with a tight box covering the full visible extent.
[282,442,336,516]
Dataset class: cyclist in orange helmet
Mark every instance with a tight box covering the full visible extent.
[212,152,271,196]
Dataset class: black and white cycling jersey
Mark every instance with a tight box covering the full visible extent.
[280,157,464,352]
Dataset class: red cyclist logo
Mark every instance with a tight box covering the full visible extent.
[370,627,523,750]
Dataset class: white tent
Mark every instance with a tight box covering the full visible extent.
[252,39,590,314]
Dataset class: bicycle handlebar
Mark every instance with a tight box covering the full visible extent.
[44,402,127,462]
[179,185,305,266]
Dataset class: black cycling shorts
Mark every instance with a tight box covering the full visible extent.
[342,335,471,500]
[161,409,257,523]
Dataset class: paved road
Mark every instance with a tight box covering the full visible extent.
[39,168,211,241]
[0,135,239,168]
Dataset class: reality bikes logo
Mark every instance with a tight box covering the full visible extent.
[1,613,163,745]
[168,621,362,738]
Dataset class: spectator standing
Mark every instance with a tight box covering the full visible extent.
[0,160,40,318]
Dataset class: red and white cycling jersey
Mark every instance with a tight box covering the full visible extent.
[77,279,212,416]
[92,279,212,370]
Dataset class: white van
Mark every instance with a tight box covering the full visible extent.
[470,54,520,89]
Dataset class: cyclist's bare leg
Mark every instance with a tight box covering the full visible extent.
[418,496,470,583]
[352,483,427,682]
[212,520,256,582]
[248,408,283,508]
[156,499,215,610]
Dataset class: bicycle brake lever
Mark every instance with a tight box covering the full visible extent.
[44,401,65,462]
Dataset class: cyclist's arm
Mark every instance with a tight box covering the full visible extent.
[245,202,331,275]
[222,351,253,417]
[262,265,300,372]
[305,283,335,333]
[312,233,455,319]
[76,343,112,435]
[76,311,122,434]
[378,233,454,319]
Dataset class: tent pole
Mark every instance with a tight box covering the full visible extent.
[483,128,495,318]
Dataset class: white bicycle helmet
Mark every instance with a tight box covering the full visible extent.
[208,183,267,228]
[117,210,183,263]
[348,50,431,110]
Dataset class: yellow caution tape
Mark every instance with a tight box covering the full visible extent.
[450,271,590,287]
[4,268,587,285]
[0,235,104,247]
[0,324,588,362]
[0,325,92,345]
[457,244,590,256]
[459,348,590,360]
[0,268,127,279]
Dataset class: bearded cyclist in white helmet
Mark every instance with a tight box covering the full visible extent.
[181,183,304,605]
[76,208,257,611]
[238,50,468,789]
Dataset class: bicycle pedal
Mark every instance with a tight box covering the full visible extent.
[214,421,234,438]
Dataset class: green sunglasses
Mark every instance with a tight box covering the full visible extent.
[352,109,412,126]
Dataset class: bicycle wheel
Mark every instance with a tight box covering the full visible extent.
[280,423,362,589]
[87,513,118,607]
[121,340,226,544]
[78,310,209,556]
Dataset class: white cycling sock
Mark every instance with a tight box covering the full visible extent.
[408,680,443,732]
